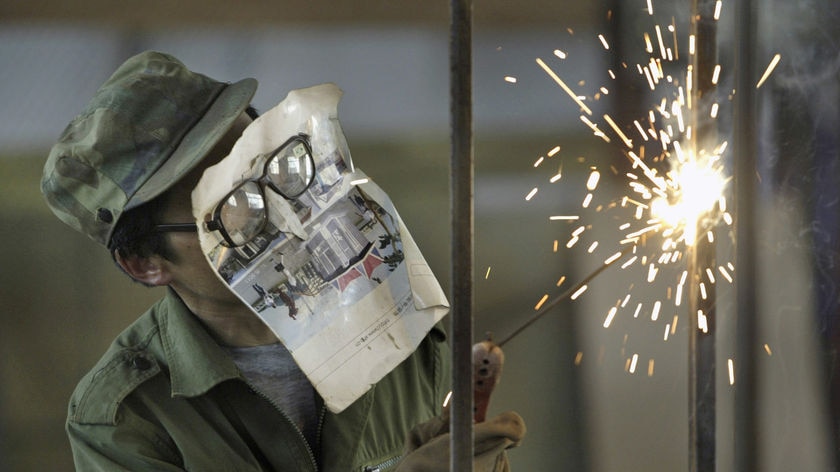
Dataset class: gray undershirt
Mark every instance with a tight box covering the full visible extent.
[224,342,319,448]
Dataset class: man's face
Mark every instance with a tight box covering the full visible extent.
[155,113,253,307]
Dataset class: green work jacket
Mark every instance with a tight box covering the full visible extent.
[66,289,450,471]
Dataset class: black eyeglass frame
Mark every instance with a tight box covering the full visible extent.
[155,223,198,232]
[154,133,316,247]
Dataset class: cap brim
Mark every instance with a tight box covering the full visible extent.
[125,77,258,209]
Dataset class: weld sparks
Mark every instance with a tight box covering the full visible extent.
[516,0,778,376]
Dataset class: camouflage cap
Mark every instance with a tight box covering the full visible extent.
[41,51,257,246]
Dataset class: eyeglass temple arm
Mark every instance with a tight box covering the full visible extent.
[154,223,199,232]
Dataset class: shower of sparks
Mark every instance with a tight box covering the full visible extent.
[492,1,784,379]
[502,0,786,375]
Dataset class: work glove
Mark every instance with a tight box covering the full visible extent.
[395,408,526,472]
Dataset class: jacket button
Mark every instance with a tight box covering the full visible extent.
[96,207,114,223]
[131,356,152,371]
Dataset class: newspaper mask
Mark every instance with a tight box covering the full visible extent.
[192,83,449,413]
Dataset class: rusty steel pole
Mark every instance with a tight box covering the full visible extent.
[450,0,474,470]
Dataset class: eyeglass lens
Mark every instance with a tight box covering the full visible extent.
[266,139,315,198]
[218,181,267,246]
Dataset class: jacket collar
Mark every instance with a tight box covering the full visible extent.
[157,288,242,398]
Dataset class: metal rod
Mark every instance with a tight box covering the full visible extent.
[688,1,718,470]
[733,0,759,469]
[449,0,474,470]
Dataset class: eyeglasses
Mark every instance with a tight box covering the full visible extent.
[155,134,316,247]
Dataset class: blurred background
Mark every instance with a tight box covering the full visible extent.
[1,0,838,470]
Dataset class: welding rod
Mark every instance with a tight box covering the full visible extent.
[496,247,633,348]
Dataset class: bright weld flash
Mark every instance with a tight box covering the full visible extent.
[649,161,725,246]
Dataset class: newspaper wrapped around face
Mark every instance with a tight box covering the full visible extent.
[191,83,449,413]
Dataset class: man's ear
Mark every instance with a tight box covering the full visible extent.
[114,251,172,286]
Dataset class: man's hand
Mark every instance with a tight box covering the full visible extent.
[396,409,526,472]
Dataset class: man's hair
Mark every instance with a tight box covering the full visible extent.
[107,192,175,285]
[107,105,261,284]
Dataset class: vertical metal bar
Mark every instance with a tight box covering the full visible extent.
[733,0,759,469]
[688,1,718,470]
[450,0,474,471]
